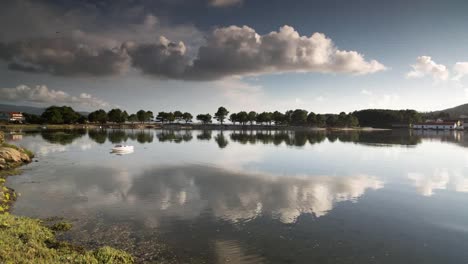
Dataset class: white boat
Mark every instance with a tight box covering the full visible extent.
[111,145,134,152]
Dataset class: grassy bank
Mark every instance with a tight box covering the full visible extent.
[0,131,135,263]
[0,214,133,263]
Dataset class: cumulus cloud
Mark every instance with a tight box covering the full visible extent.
[0,38,131,76]
[407,56,468,83]
[187,25,386,80]
[0,24,386,80]
[407,56,449,81]
[125,36,189,78]
[209,0,244,7]
[0,85,110,109]
[453,62,468,81]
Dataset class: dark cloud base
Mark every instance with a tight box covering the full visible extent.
[0,25,385,80]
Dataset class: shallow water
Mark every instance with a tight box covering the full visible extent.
[5,129,468,263]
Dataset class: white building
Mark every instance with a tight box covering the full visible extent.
[412,121,462,130]
[0,112,25,123]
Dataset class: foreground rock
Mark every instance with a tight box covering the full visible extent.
[0,147,32,170]
[0,131,33,170]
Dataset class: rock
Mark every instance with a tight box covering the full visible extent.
[0,158,5,164]
[0,131,4,144]
[0,147,31,165]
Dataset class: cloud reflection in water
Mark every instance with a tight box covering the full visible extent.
[64,165,383,224]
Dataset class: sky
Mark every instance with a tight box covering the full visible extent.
[1,0,468,114]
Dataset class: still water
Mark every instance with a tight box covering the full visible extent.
[5,129,468,263]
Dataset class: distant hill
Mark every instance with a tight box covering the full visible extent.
[432,103,468,118]
[0,104,89,116]
[0,104,45,115]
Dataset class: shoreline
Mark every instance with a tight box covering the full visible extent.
[0,131,135,263]
[1,123,392,131]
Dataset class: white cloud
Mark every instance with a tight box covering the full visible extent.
[407,56,449,81]
[453,62,468,81]
[0,85,110,109]
[1,24,386,80]
[209,0,244,7]
[407,56,468,84]
[188,25,386,79]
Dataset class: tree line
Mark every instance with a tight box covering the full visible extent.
[21,105,423,128]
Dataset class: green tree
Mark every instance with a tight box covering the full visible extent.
[174,111,183,123]
[155,112,175,123]
[146,111,154,122]
[41,107,63,124]
[121,111,129,123]
[128,114,138,123]
[167,112,175,123]
[60,106,80,124]
[214,106,229,124]
[196,114,212,124]
[284,110,293,125]
[316,114,325,127]
[182,112,193,123]
[326,115,338,127]
[229,113,238,124]
[107,108,123,123]
[41,106,81,124]
[247,111,257,125]
[23,113,43,124]
[236,111,248,125]
[137,110,147,123]
[77,115,87,124]
[88,109,108,124]
[345,114,359,127]
[291,109,308,126]
[272,111,285,125]
[257,112,273,125]
[156,112,168,123]
[307,112,317,126]
[353,109,422,128]
[264,112,273,125]
[337,112,348,127]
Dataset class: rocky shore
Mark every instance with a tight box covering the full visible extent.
[0,143,33,170]
[0,131,33,212]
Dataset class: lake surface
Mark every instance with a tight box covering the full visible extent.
[5,129,468,263]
